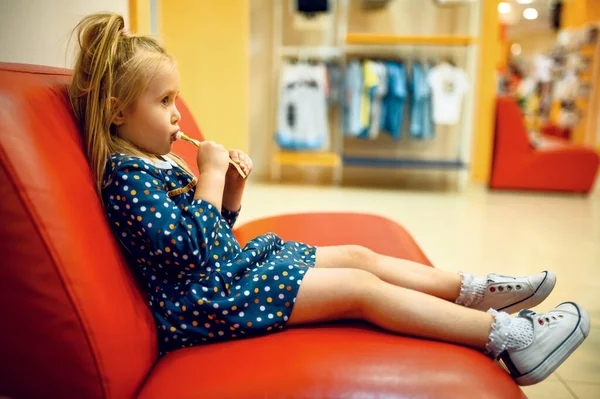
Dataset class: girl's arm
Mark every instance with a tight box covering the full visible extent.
[194,171,226,212]
[221,150,252,227]
[104,158,225,269]
[222,178,245,212]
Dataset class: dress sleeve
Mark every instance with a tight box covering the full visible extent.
[221,207,240,229]
[103,160,224,272]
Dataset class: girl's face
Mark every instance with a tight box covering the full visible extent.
[115,63,181,155]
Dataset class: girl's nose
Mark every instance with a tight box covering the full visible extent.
[172,107,181,124]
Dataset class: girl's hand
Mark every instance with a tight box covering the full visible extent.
[227,150,253,180]
[196,141,230,176]
[222,150,252,212]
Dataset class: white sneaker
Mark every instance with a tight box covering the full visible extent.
[500,302,590,386]
[472,271,556,314]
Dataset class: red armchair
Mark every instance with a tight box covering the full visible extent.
[0,63,525,398]
[490,96,599,193]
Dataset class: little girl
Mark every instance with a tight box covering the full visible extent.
[69,13,589,387]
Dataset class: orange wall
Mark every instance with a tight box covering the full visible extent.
[498,24,509,72]
[561,0,600,27]
[561,0,600,145]
[471,0,501,183]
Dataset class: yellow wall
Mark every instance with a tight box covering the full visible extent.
[471,0,500,183]
[128,0,151,35]
[160,0,249,152]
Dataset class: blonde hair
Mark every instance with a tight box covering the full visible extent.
[69,12,190,194]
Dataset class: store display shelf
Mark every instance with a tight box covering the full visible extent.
[346,33,477,46]
[343,156,467,169]
[273,151,341,168]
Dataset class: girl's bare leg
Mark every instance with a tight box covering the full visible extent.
[288,268,493,350]
[314,246,463,302]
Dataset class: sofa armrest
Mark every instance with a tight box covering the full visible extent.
[532,145,600,174]
[234,212,432,266]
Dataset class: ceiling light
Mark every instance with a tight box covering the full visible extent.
[523,8,539,20]
[516,0,534,4]
[498,2,512,14]
[511,43,522,56]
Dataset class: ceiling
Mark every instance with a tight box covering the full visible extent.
[499,0,557,39]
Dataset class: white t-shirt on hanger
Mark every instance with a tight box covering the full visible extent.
[276,63,329,150]
[427,63,469,126]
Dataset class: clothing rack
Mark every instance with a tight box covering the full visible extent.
[269,0,481,189]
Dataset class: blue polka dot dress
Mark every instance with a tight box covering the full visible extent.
[102,154,316,356]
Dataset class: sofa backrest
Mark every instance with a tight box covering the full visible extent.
[493,96,533,159]
[0,63,203,399]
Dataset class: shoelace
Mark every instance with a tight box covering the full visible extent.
[488,282,524,293]
[519,309,564,326]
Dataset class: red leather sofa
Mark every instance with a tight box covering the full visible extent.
[0,63,525,398]
[490,96,599,193]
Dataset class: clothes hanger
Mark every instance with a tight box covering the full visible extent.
[444,56,456,67]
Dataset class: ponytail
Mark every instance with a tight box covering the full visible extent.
[69,12,189,195]
[69,13,125,194]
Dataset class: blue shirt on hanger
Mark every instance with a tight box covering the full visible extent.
[409,62,434,140]
[344,60,363,137]
[422,62,434,139]
[382,61,407,140]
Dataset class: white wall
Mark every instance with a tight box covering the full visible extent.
[0,0,129,68]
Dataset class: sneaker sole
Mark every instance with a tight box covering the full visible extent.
[502,302,590,386]
[499,271,557,314]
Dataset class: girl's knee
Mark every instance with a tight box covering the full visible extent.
[339,268,381,319]
[291,268,379,324]
[344,245,376,265]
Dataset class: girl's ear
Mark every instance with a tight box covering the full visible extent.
[111,97,125,126]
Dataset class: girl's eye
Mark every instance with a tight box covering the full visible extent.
[161,97,169,105]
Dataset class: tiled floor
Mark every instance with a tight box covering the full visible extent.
[237,180,600,398]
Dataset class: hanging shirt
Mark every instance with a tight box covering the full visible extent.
[382,61,408,140]
[410,62,433,139]
[367,62,388,139]
[344,60,363,137]
[359,60,380,138]
[326,62,343,105]
[421,63,434,138]
[427,62,469,126]
[276,63,329,150]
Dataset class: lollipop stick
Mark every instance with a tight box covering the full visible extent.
[175,132,247,179]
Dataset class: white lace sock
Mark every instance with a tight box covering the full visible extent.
[455,271,487,307]
[485,308,534,358]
